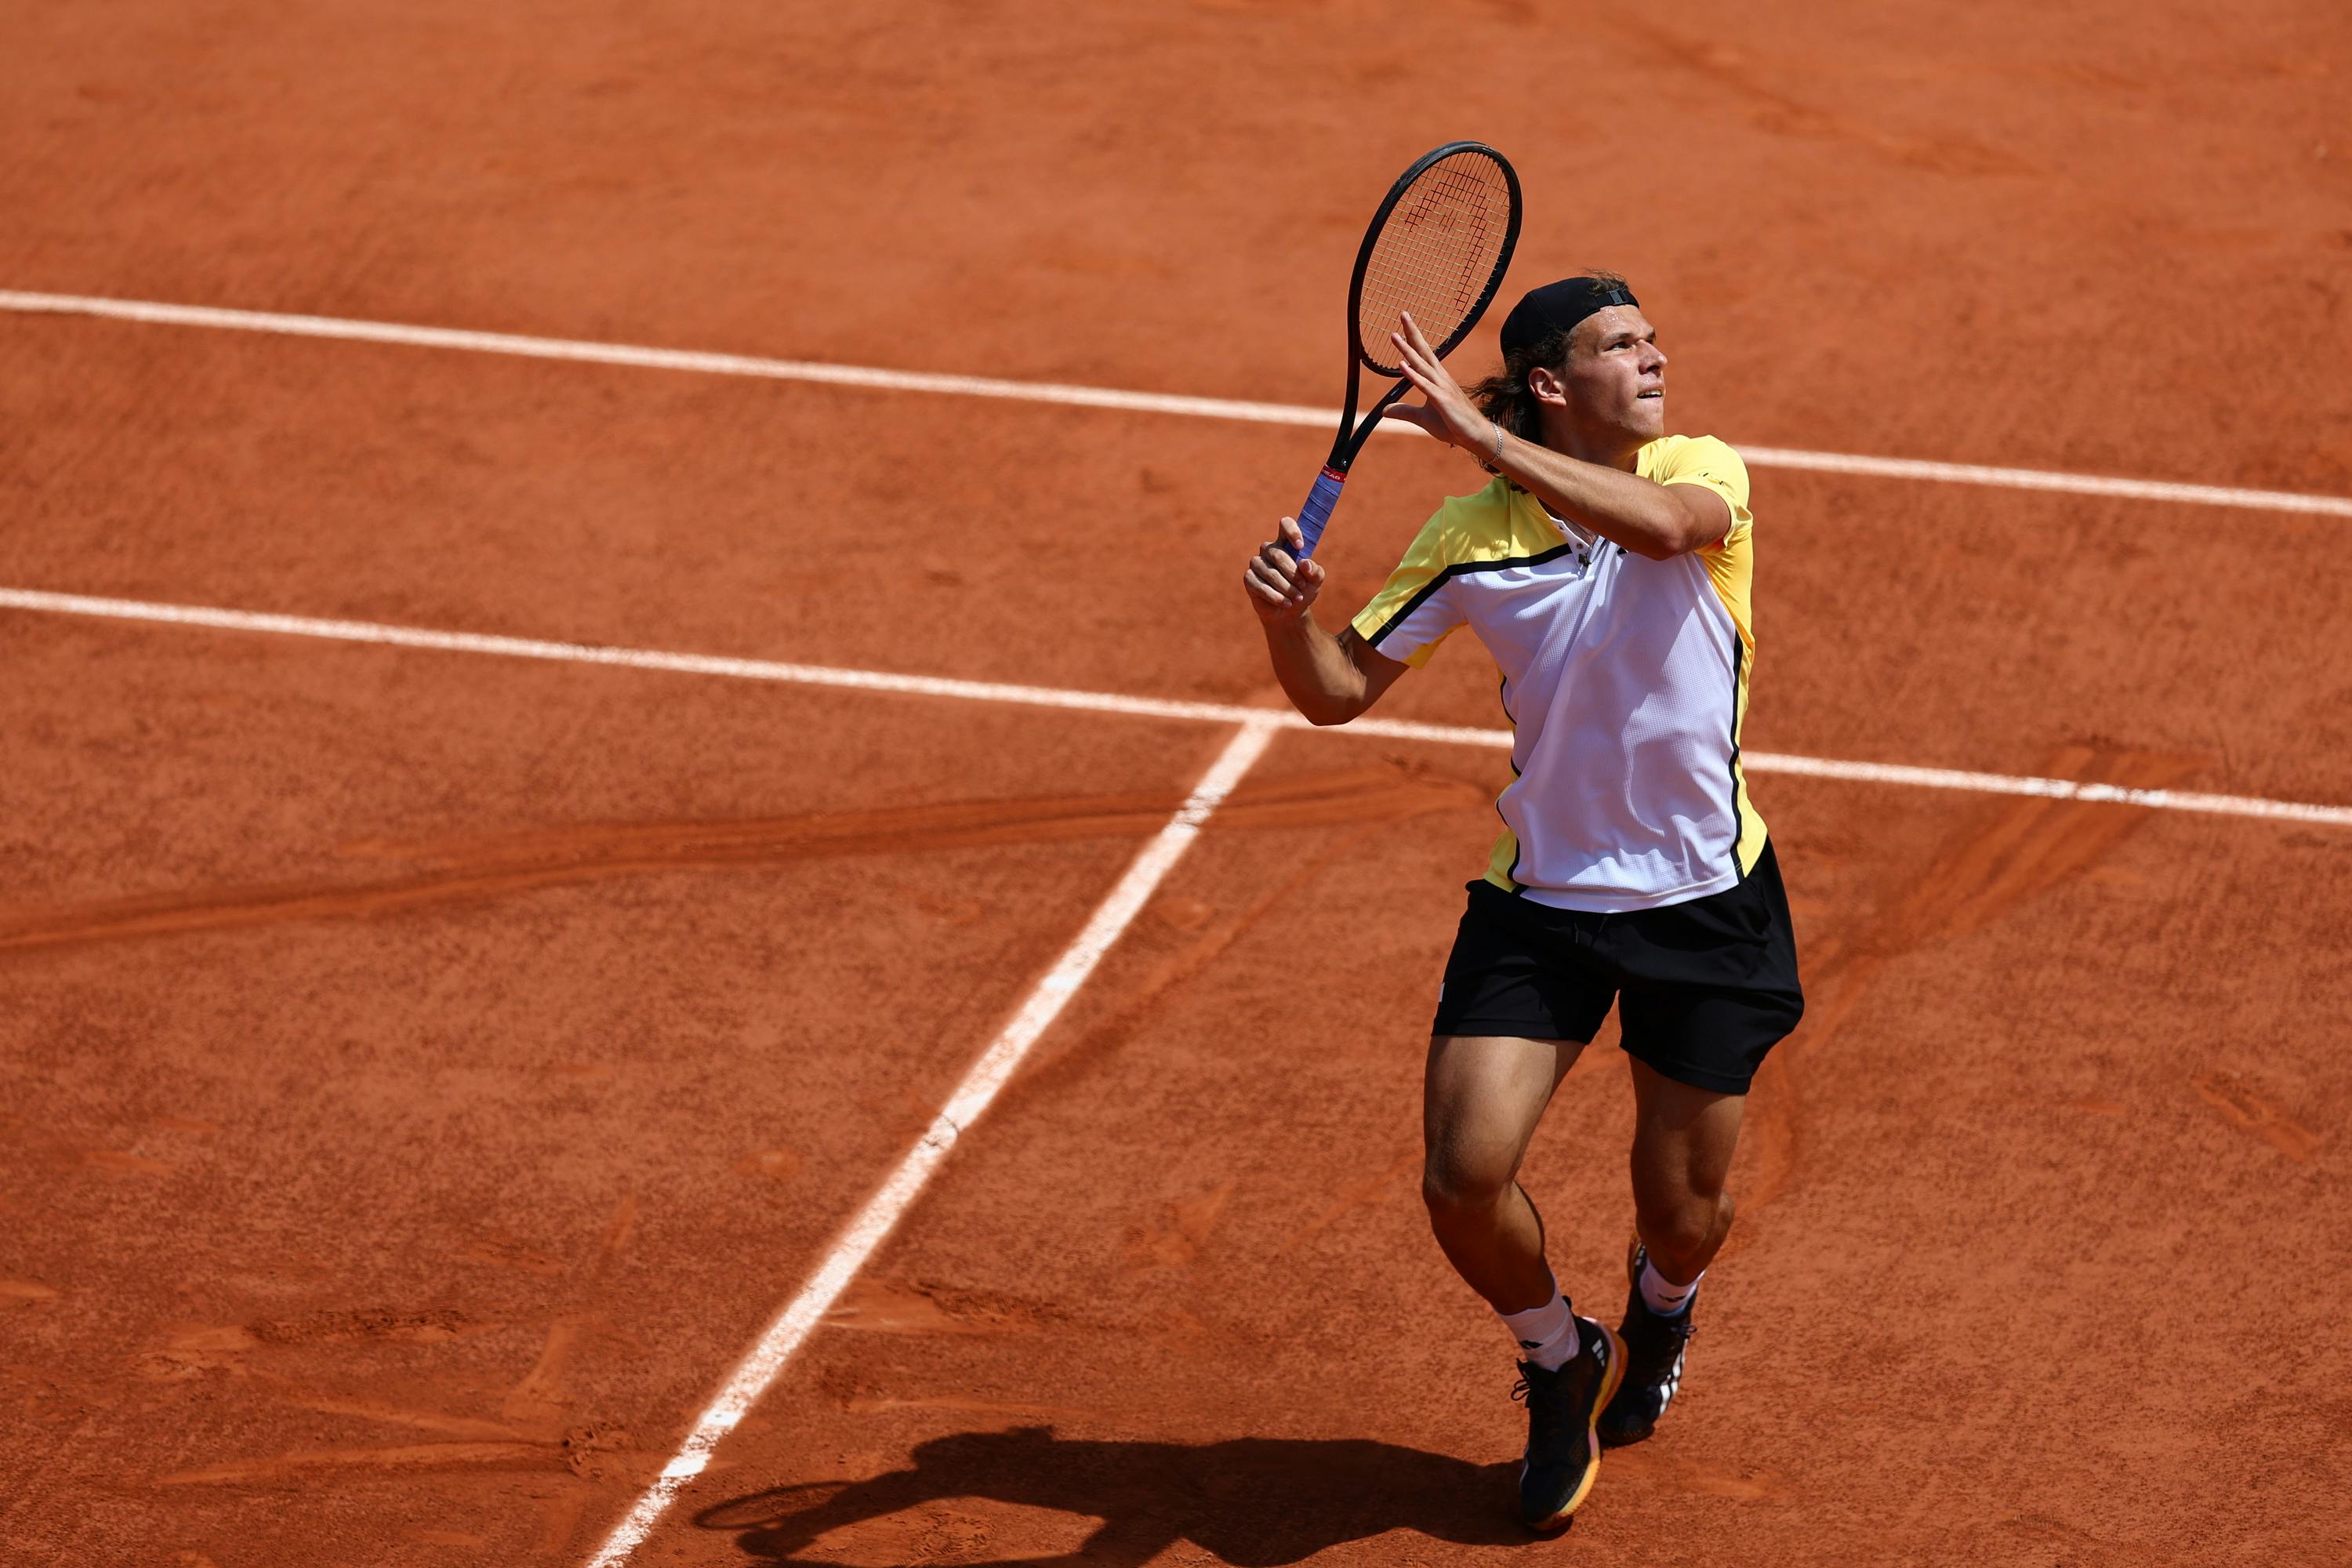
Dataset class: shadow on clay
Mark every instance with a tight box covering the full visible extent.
[695,1425,1531,1563]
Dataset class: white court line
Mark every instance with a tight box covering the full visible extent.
[4,585,2350,829]
[580,717,1276,1566]
[5,288,2350,520]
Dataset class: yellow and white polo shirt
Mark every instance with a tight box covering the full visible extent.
[1350,434,1768,913]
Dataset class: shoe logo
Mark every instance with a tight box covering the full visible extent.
[1519,1340,1544,1350]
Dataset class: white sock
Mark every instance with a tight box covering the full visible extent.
[1497,1284,1581,1371]
[1639,1257,1701,1317]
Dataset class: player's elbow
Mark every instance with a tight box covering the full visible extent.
[1298,695,1364,728]
[1292,677,1378,726]
[1627,528,1701,561]
[1631,510,1718,561]
[1645,490,1730,559]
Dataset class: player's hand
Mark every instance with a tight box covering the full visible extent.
[1385,310,1494,458]
[1243,516,1326,627]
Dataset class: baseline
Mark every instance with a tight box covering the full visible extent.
[4,289,2347,519]
[4,585,2348,830]
[580,717,1277,1565]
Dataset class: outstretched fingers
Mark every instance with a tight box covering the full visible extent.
[1388,310,1481,448]
[1389,312,1441,389]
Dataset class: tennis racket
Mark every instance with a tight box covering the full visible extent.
[1289,140,1522,562]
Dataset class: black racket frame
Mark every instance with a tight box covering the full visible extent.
[1326,139,1524,474]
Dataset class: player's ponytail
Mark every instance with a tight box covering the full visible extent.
[1468,331,1570,451]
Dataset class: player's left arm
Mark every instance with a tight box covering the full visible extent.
[1488,449,1728,559]
[1385,313,1730,559]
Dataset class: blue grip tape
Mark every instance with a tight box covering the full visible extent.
[1294,466,1347,561]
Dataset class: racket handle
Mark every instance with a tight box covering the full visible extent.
[1294,466,1347,561]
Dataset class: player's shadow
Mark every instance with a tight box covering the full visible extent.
[696,1425,1529,1565]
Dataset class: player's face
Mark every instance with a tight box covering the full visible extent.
[1563,306,1668,441]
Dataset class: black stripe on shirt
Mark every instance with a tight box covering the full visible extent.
[1363,543,1581,651]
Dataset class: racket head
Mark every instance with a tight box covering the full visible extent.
[1347,141,1523,377]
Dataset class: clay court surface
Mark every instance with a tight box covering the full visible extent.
[5,2,2351,1563]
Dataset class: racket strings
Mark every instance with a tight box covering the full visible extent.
[1356,151,1514,373]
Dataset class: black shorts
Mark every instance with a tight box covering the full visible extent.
[1429,840,1806,1095]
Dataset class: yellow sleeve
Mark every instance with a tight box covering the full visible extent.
[1347,510,1462,669]
[1664,436,1756,645]
[1355,484,1534,667]
[1657,434,1753,550]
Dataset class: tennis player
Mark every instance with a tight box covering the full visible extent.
[1240,276,1804,1530]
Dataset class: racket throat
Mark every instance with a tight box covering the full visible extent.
[1330,379,1412,477]
[1363,376,1411,434]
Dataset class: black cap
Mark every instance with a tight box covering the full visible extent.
[1498,277,1640,358]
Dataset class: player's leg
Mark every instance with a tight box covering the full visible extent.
[1593,1058,1748,1448]
[1418,879,1630,1530]
[1420,1032,1578,1314]
[1596,844,1805,1446]
[1626,1055,1745,1286]
[1423,1030,1623,1530]
[1419,880,1613,1323]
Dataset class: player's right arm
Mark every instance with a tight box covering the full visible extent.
[1243,516,1410,726]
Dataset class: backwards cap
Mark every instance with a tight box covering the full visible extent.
[1498,277,1640,358]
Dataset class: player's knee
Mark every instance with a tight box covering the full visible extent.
[1421,1152,1513,1219]
[1636,1189,1724,1263]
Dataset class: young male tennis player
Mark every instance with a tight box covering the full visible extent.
[1240,276,1804,1531]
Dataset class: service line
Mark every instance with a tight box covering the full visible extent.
[580,717,1276,1565]
[3,586,2349,830]
[4,289,2349,519]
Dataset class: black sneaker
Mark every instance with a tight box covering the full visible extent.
[1599,1240,1697,1447]
[1511,1316,1625,1531]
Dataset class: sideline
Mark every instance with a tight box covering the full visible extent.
[4,585,2347,830]
[578,718,1277,1565]
[5,289,2349,519]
